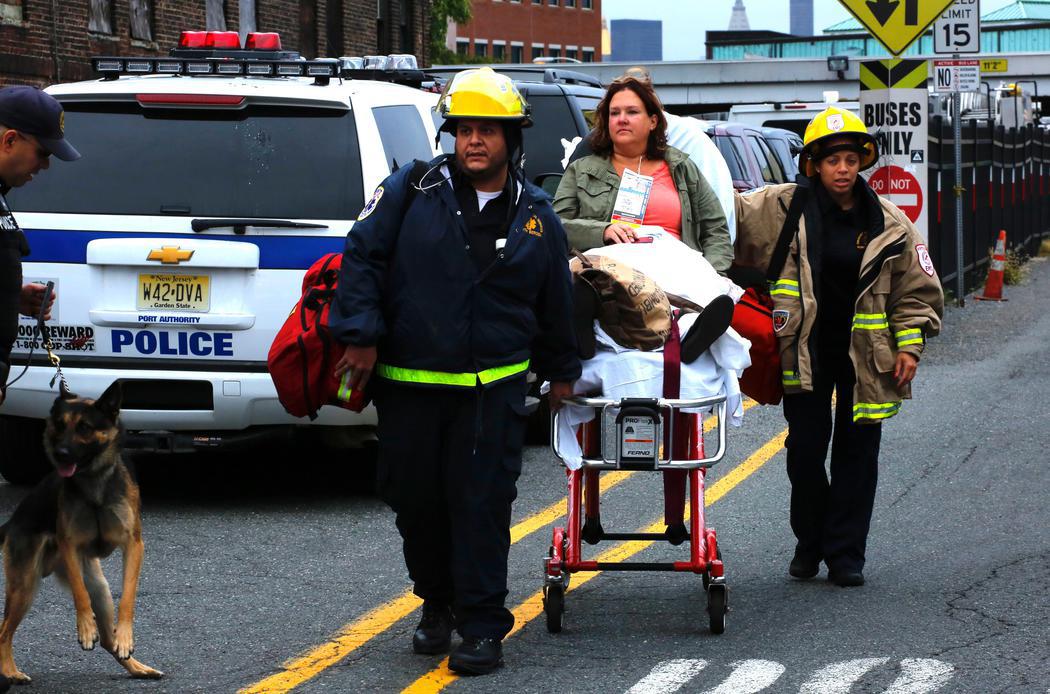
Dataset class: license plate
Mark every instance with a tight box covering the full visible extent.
[137,273,210,312]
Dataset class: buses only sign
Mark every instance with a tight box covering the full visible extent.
[860,58,930,239]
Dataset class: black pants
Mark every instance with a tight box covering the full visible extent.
[373,376,529,640]
[782,351,881,573]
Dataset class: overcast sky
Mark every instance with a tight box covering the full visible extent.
[601,0,1017,61]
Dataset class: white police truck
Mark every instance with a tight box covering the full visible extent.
[1,32,441,482]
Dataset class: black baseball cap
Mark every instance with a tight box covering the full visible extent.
[0,86,80,161]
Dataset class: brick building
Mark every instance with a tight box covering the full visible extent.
[448,0,601,64]
[0,0,429,87]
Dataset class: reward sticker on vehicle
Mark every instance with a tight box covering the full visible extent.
[137,273,210,312]
[620,415,656,459]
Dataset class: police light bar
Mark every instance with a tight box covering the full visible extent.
[92,57,339,79]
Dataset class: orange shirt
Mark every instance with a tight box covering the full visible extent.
[641,161,682,240]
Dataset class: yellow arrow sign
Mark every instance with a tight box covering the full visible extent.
[839,0,956,56]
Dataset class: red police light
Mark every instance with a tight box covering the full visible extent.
[205,31,241,49]
[246,32,282,50]
[178,31,209,49]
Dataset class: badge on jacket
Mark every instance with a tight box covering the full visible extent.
[915,243,935,277]
[525,215,543,237]
[773,309,789,332]
[358,186,384,221]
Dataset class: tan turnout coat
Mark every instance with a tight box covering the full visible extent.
[734,181,944,423]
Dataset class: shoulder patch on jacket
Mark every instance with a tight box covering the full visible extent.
[525,215,544,237]
[915,243,935,276]
[358,186,384,221]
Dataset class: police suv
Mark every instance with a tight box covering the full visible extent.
[1,31,440,482]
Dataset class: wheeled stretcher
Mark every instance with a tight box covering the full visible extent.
[545,394,730,634]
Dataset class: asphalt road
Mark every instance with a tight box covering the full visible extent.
[0,260,1047,694]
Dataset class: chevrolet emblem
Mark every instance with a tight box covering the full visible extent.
[147,246,194,264]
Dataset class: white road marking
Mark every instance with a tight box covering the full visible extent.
[702,659,785,693]
[626,659,708,694]
[627,658,956,694]
[883,658,956,693]
[799,658,890,694]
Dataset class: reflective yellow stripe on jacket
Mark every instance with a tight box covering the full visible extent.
[375,360,530,387]
[782,370,801,387]
[853,401,901,421]
[894,327,923,347]
[852,312,889,331]
[770,279,800,297]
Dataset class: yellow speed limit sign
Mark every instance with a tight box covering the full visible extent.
[839,0,956,55]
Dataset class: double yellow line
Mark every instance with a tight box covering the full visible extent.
[241,402,781,694]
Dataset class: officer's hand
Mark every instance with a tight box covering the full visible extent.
[548,381,574,412]
[334,345,377,395]
[19,283,55,320]
[894,352,918,389]
[603,223,636,244]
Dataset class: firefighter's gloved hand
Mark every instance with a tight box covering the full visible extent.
[335,344,377,395]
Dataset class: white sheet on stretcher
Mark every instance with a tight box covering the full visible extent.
[552,236,752,470]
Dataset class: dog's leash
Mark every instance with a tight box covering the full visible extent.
[6,281,70,396]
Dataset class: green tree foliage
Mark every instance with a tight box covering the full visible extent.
[430,0,473,65]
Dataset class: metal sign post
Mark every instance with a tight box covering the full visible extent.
[935,0,980,306]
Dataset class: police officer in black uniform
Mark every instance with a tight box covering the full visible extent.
[0,86,79,403]
[329,68,580,675]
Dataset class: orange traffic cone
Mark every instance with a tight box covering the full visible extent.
[975,230,1009,302]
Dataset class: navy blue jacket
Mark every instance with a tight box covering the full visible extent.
[329,155,581,385]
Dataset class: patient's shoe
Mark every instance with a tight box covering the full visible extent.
[573,277,600,360]
[681,294,735,363]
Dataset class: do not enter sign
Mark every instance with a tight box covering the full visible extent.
[868,165,924,223]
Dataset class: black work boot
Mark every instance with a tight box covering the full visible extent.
[788,550,821,579]
[448,637,503,675]
[412,602,454,655]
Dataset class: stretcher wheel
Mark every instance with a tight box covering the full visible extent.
[707,583,727,635]
[544,582,565,633]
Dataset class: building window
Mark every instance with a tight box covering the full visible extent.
[565,0,575,6]
[582,47,594,62]
[531,43,544,60]
[474,40,487,57]
[205,0,227,31]
[565,46,577,60]
[532,0,540,4]
[549,46,561,59]
[88,0,114,34]
[129,0,152,40]
[548,0,558,5]
[493,42,506,62]
[511,43,524,62]
[582,0,592,8]
[456,38,469,56]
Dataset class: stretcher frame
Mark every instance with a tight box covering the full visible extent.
[545,394,730,634]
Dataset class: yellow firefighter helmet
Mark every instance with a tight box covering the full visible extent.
[801,106,878,176]
[435,67,532,127]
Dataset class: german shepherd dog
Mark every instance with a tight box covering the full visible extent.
[0,381,162,683]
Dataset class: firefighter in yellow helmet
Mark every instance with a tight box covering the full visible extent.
[331,67,579,674]
[732,106,943,587]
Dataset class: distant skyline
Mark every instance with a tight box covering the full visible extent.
[601,0,1017,61]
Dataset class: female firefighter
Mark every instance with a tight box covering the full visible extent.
[734,106,944,587]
